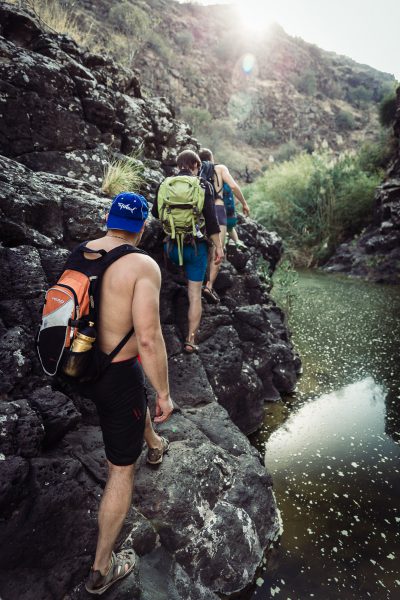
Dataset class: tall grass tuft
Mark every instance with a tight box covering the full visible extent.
[102,155,145,198]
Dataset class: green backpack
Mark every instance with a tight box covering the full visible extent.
[157,175,206,265]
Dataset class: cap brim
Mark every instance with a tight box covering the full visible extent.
[107,214,145,233]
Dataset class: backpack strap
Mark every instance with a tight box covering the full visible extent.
[107,327,135,362]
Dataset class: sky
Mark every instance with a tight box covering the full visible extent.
[195,0,400,81]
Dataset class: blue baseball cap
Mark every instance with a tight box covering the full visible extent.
[107,192,149,233]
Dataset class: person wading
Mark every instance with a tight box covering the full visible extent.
[74,192,174,594]
[198,148,250,303]
[152,149,224,354]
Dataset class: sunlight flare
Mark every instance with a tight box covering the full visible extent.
[234,0,275,33]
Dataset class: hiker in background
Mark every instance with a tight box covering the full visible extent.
[223,181,248,251]
[53,193,173,595]
[152,149,224,354]
[198,148,250,303]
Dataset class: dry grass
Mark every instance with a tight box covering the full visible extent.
[102,156,145,198]
[12,0,93,47]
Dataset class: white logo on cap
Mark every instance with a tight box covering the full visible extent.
[118,202,137,215]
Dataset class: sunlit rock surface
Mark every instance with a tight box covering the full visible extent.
[0,4,298,598]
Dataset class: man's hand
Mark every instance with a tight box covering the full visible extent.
[242,202,250,217]
[154,394,174,423]
[214,244,224,265]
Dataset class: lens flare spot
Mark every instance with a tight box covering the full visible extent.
[242,53,256,74]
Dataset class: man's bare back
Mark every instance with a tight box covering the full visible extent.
[84,238,161,362]
[214,163,249,215]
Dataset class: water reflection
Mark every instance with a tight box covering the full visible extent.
[248,272,400,599]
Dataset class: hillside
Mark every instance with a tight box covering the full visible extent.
[69,0,396,175]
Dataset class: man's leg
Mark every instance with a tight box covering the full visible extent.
[144,408,169,447]
[229,227,239,243]
[93,461,135,575]
[206,225,226,291]
[186,279,203,349]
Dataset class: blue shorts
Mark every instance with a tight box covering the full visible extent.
[165,240,208,282]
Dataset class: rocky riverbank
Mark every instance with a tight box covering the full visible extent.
[0,3,299,598]
[324,88,400,284]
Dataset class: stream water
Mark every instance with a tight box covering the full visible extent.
[248,270,400,600]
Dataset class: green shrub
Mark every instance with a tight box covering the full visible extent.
[108,2,152,61]
[109,2,149,38]
[175,30,194,52]
[293,70,317,96]
[335,109,356,130]
[335,172,378,237]
[148,32,172,61]
[273,141,302,163]
[376,82,397,102]
[242,122,278,146]
[357,130,394,174]
[246,150,380,265]
[180,106,213,135]
[347,84,373,105]
[379,92,397,127]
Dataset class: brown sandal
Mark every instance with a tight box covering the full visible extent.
[147,436,170,465]
[183,341,199,354]
[85,549,136,595]
[202,286,220,304]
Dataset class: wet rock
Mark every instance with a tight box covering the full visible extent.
[134,441,279,596]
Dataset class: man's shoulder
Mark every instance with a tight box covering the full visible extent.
[115,250,160,276]
[215,163,228,174]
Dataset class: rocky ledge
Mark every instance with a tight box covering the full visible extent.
[0,154,298,600]
[0,3,299,598]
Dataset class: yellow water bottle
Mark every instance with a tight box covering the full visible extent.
[63,321,96,377]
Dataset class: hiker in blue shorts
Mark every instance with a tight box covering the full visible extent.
[152,150,224,353]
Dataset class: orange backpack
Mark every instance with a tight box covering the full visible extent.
[36,243,145,379]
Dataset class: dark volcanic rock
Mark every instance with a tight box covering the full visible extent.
[29,386,81,447]
[0,2,196,184]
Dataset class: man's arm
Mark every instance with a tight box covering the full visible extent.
[210,233,224,265]
[219,165,250,216]
[131,256,173,422]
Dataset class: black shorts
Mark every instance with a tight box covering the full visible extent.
[81,357,147,466]
[215,204,227,227]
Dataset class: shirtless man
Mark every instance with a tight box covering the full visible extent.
[198,148,250,302]
[79,192,173,595]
